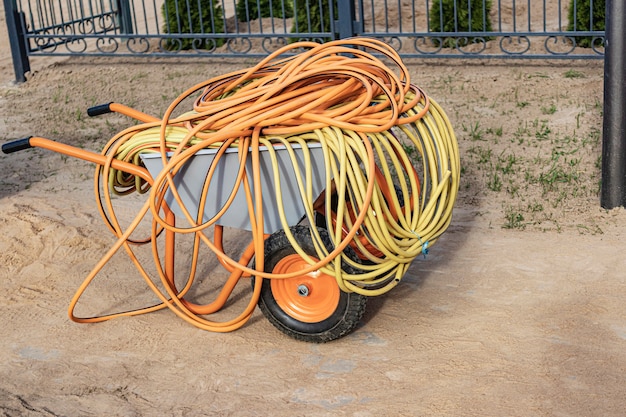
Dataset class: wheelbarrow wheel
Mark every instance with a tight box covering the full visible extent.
[256,226,367,343]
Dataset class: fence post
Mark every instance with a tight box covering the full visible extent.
[3,0,30,83]
[116,0,134,34]
[336,0,357,39]
[601,0,626,209]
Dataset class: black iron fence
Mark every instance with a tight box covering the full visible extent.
[4,0,606,82]
[4,0,623,207]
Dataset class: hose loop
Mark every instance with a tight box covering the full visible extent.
[71,37,460,330]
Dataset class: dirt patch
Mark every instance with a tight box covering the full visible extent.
[2,8,626,417]
[2,51,625,417]
[1,54,612,233]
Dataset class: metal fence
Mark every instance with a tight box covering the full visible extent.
[5,0,606,82]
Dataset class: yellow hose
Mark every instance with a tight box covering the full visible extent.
[67,37,459,331]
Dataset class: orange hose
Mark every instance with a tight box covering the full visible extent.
[26,37,458,333]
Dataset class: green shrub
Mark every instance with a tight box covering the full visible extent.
[162,0,225,50]
[567,0,605,48]
[289,0,338,43]
[429,0,494,48]
[236,0,294,22]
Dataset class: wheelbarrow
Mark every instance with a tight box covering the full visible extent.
[1,118,384,342]
[2,38,460,343]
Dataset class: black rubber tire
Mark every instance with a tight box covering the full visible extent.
[256,226,367,343]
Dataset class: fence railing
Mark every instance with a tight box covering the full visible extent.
[5,0,606,82]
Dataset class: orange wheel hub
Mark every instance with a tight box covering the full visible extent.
[270,254,340,323]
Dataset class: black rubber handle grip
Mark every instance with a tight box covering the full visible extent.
[2,137,32,154]
[87,103,113,117]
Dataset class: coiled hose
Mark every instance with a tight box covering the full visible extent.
[67,37,459,332]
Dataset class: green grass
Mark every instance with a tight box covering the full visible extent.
[462,121,486,141]
[503,207,526,229]
[541,104,557,115]
[457,76,602,232]
[564,69,586,79]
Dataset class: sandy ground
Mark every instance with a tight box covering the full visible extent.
[2,6,626,417]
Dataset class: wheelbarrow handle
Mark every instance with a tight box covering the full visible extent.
[2,137,32,154]
[87,103,113,117]
[88,102,159,123]
[3,136,152,182]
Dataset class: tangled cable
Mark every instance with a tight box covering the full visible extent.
[67,37,460,332]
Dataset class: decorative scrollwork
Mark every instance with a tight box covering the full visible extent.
[54,23,74,37]
[65,37,88,53]
[226,37,253,54]
[98,13,117,32]
[126,37,151,54]
[374,36,402,52]
[295,36,331,44]
[191,38,219,53]
[500,36,531,55]
[17,1,605,61]
[77,18,95,35]
[591,36,606,56]
[159,37,182,53]
[545,35,576,56]
[413,36,444,55]
[32,32,56,51]
[456,36,488,55]
[96,36,119,53]
[261,37,288,54]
